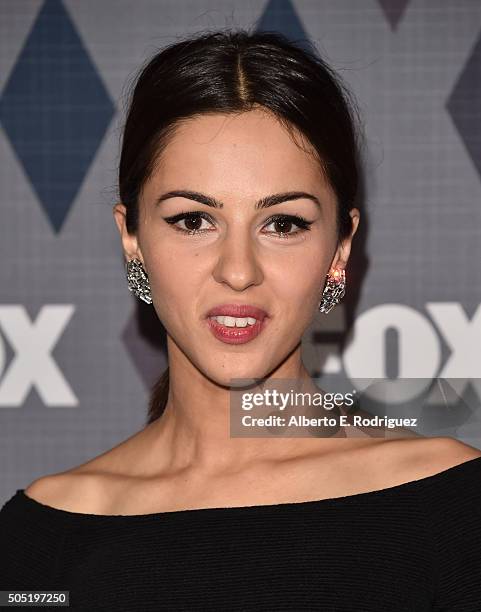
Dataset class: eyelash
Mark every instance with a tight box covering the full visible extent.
[162,211,313,239]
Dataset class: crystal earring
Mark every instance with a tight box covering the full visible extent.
[125,258,152,304]
[318,268,346,314]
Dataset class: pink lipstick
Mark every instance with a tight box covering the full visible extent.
[204,303,269,345]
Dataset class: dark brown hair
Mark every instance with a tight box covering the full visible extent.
[117,28,362,426]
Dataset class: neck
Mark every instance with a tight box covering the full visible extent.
[143,338,345,476]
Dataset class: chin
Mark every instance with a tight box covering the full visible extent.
[203,361,274,389]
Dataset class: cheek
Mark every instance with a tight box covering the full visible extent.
[143,246,205,318]
[260,249,327,346]
[265,246,325,305]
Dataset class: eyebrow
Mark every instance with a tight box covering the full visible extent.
[154,189,322,210]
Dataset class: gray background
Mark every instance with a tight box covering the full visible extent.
[1,0,481,505]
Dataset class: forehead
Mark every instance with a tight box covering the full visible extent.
[145,109,333,199]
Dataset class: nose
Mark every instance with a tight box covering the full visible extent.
[212,227,264,291]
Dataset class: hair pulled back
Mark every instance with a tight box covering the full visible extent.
[117,28,362,424]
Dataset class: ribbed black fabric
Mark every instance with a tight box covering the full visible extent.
[2,456,481,611]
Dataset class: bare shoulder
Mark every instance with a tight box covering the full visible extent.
[23,471,106,514]
[381,435,481,483]
[23,425,154,513]
[22,440,136,513]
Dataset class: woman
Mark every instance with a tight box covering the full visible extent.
[2,29,481,611]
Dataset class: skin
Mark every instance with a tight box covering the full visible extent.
[23,108,481,515]
[112,108,363,473]
[108,109,480,485]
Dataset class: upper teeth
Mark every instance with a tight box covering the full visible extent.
[210,315,257,327]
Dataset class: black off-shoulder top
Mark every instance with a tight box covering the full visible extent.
[2,456,481,611]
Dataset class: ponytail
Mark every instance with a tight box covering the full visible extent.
[146,367,169,425]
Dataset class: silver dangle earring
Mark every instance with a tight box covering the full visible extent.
[125,258,152,304]
[318,268,346,314]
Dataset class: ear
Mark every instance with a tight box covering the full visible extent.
[112,203,145,265]
[329,208,360,272]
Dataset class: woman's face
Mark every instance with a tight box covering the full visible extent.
[115,109,359,386]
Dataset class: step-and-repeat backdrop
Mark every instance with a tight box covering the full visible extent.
[1,0,480,503]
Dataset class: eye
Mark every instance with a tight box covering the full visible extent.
[162,211,216,235]
[162,211,313,238]
[262,214,313,239]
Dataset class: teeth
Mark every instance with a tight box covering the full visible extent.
[210,315,258,327]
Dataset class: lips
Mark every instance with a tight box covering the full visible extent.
[204,303,270,345]
[205,303,268,321]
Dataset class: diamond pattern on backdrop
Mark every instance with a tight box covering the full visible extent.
[446,30,481,183]
[0,0,115,234]
[1,0,481,500]
[377,0,411,31]
[255,0,312,54]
